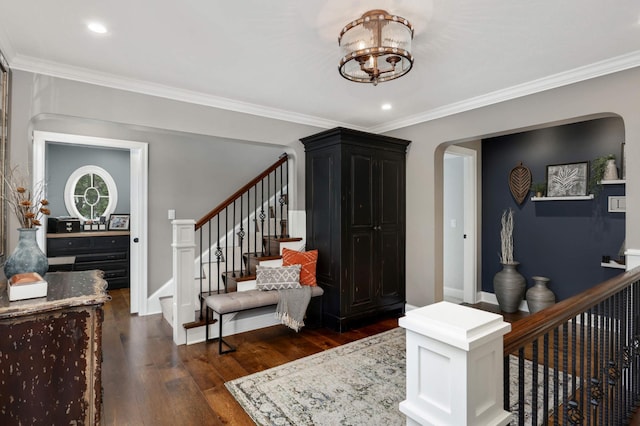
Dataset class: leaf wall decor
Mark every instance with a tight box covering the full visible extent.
[509,162,532,204]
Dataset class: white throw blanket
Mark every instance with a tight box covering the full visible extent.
[275,286,312,331]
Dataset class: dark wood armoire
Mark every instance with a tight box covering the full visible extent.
[300,127,411,331]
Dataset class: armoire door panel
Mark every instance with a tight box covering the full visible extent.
[379,158,402,226]
[379,230,403,299]
[349,232,374,309]
[350,154,373,228]
[309,154,336,281]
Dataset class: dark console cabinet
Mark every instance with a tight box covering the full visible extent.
[300,127,410,331]
[47,231,130,289]
[0,270,109,424]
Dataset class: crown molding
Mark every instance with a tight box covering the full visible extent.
[369,50,640,134]
[8,54,363,131]
[6,48,640,135]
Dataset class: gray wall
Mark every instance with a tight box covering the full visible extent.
[7,66,640,309]
[46,143,131,217]
[8,70,323,296]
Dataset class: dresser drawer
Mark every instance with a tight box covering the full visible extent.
[103,277,129,290]
[92,236,129,250]
[74,261,128,274]
[48,237,92,253]
[75,252,127,263]
[46,232,130,289]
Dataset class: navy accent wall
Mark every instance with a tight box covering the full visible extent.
[481,117,625,301]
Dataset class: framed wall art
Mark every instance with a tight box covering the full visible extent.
[108,214,130,230]
[546,162,589,197]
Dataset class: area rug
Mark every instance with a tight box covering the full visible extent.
[226,328,405,425]
[226,328,573,426]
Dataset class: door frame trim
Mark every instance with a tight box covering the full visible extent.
[33,131,149,315]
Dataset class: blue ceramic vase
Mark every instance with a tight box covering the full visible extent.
[4,228,48,279]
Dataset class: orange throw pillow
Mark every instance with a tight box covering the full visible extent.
[281,248,318,286]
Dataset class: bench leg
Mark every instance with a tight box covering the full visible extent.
[205,306,210,341]
[206,312,236,355]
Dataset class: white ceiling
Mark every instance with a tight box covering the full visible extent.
[1,0,639,133]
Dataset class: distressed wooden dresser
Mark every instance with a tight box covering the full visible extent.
[0,270,110,424]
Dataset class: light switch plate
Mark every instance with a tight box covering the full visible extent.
[608,196,626,213]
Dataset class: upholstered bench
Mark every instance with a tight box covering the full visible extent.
[205,287,324,354]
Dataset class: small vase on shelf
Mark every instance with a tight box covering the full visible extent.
[3,228,49,279]
[603,159,618,181]
[526,276,555,314]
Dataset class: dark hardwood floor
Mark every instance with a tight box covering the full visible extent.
[103,291,640,425]
[102,288,399,425]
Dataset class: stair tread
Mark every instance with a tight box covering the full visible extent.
[221,271,256,282]
[264,236,302,242]
[242,253,282,261]
[183,317,217,330]
[198,289,237,297]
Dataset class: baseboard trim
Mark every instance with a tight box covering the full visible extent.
[443,286,464,303]
[479,291,530,313]
[405,303,419,312]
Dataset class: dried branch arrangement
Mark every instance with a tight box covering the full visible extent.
[499,208,514,264]
[1,165,50,228]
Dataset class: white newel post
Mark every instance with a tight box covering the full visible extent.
[172,219,196,345]
[399,301,512,426]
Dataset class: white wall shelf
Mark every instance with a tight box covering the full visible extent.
[600,179,625,185]
[601,261,626,269]
[531,195,594,201]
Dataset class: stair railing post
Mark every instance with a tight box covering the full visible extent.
[172,219,196,345]
[399,301,512,425]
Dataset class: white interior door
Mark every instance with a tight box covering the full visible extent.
[443,146,477,304]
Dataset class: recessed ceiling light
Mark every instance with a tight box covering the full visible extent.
[381,103,392,111]
[87,22,108,34]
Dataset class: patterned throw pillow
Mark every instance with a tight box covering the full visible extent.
[281,248,318,286]
[256,265,302,291]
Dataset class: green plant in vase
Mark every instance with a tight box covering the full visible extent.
[589,154,615,197]
[530,182,546,198]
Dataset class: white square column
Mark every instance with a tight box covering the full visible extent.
[625,248,640,270]
[172,219,196,346]
[399,301,512,426]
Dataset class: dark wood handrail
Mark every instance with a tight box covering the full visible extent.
[503,266,640,355]
[195,153,288,230]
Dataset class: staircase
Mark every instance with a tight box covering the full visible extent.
[165,153,307,345]
[161,235,303,325]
